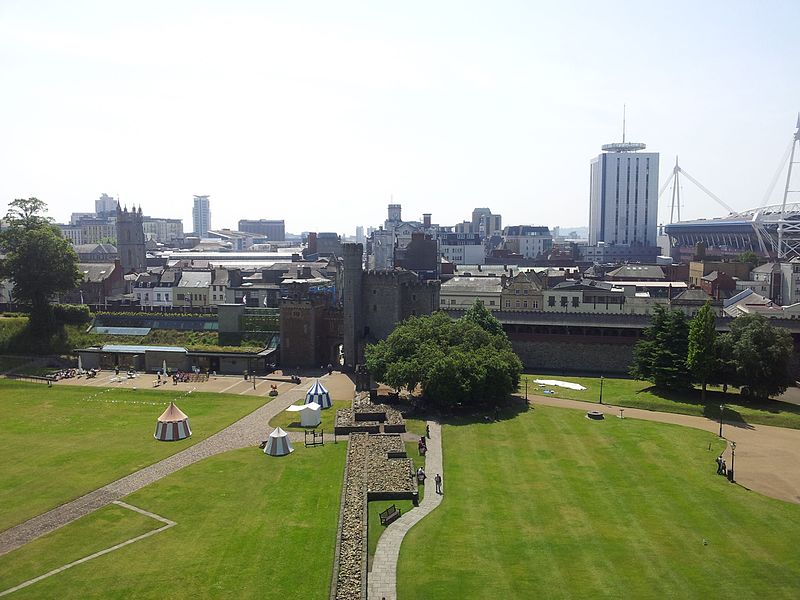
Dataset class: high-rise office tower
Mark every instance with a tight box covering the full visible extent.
[193,195,211,236]
[588,137,659,247]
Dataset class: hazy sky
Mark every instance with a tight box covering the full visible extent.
[2,0,799,235]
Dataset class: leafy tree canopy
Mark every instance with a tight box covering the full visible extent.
[630,305,692,390]
[717,313,794,399]
[738,251,760,269]
[686,302,717,400]
[0,198,81,331]
[462,299,504,336]
[365,304,522,409]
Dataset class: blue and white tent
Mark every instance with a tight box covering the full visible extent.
[305,379,332,409]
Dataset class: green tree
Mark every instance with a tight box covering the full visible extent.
[630,305,691,389]
[738,251,760,269]
[462,299,504,336]
[365,310,522,409]
[0,198,81,332]
[686,302,717,401]
[717,314,794,399]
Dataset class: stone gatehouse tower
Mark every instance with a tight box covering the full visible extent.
[115,204,146,273]
[341,242,439,368]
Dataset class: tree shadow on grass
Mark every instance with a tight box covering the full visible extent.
[638,386,800,430]
[426,394,531,427]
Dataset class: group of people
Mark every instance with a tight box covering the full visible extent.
[416,463,443,494]
[715,454,728,476]
[418,436,427,456]
[49,368,79,380]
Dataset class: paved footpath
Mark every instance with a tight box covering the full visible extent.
[0,373,348,557]
[526,393,800,505]
[368,421,444,600]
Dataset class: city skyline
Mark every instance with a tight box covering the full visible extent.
[1,1,798,234]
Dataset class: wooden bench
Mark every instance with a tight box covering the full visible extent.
[379,504,401,526]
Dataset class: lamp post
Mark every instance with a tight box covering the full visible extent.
[599,376,604,405]
[525,379,528,401]
[729,441,736,482]
[719,404,725,437]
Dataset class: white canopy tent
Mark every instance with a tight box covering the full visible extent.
[305,379,332,409]
[264,427,293,456]
[286,402,322,427]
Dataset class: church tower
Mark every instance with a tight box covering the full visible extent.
[116,204,147,273]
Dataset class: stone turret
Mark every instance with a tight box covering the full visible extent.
[342,243,364,368]
[116,203,147,273]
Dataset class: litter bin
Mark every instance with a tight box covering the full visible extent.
[727,469,734,482]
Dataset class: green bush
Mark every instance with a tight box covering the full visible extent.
[53,304,92,325]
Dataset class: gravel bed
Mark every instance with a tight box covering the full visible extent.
[334,433,369,600]
[366,435,416,494]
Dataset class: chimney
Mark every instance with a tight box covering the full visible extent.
[423,213,431,228]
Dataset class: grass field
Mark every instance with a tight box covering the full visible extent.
[0,380,265,531]
[0,444,346,599]
[397,404,800,599]
[521,373,800,430]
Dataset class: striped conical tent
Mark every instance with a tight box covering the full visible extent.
[154,402,192,441]
[264,427,293,456]
[305,379,332,409]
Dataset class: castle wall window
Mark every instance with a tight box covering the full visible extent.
[548,296,555,307]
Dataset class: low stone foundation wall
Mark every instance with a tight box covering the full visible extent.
[335,394,407,435]
[331,433,419,600]
[331,434,370,600]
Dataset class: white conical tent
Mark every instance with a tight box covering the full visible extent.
[264,427,293,456]
[286,402,322,427]
[154,402,192,441]
[305,379,332,409]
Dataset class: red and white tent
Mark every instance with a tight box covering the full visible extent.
[264,427,293,456]
[154,402,192,441]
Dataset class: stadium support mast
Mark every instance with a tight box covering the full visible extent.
[669,156,682,223]
[777,114,800,259]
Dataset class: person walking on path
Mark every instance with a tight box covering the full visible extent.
[435,473,443,494]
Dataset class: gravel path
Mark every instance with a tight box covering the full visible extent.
[0,379,326,557]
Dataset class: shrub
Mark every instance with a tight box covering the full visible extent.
[53,304,92,325]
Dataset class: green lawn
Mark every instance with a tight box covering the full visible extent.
[397,405,800,599]
[269,398,350,432]
[0,444,346,599]
[521,373,800,430]
[0,504,163,593]
[367,442,425,570]
[0,380,265,531]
